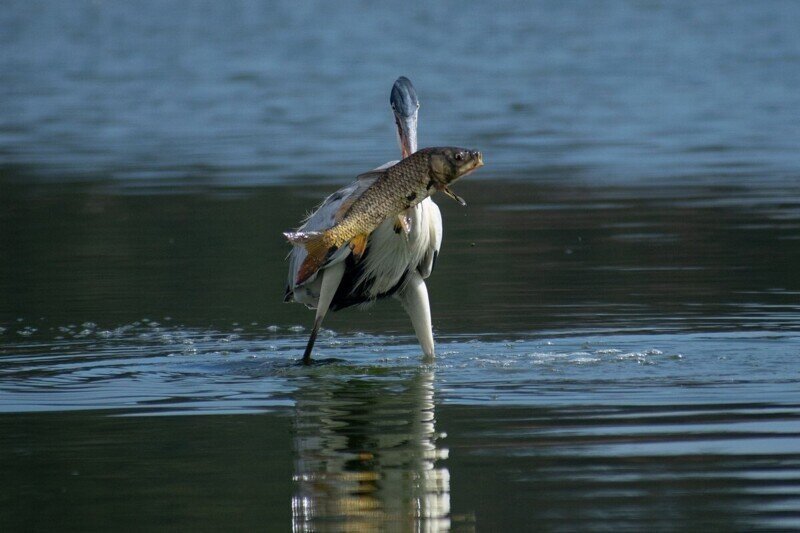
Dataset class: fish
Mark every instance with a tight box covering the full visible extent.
[284,146,483,285]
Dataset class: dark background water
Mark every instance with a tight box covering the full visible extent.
[2,1,800,531]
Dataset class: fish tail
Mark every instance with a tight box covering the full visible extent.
[284,230,335,285]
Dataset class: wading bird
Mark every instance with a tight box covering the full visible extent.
[285,77,459,364]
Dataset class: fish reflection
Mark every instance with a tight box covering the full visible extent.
[291,368,450,532]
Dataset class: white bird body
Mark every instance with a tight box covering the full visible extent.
[284,77,444,362]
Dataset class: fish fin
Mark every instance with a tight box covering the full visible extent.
[349,232,370,259]
[284,231,334,285]
[393,214,411,237]
[442,186,467,206]
[355,169,386,182]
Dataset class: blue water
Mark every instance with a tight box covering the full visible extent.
[2,1,799,187]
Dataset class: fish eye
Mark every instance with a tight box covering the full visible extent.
[454,151,464,161]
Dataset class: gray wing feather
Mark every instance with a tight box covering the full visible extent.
[285,161,398,295]
[356,159,397,181]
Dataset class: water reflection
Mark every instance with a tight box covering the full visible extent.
[291,368,451,532]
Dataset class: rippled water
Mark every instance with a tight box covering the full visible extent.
[3,1,800,531]
[2,321,800,530]
[3,320,794,413]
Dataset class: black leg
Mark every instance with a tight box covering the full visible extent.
[301,316,323,365]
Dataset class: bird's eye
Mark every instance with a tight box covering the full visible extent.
[455,152,464,161]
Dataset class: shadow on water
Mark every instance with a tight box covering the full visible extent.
[290,368,452,531]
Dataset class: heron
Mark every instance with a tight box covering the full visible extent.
[285,77,445,365]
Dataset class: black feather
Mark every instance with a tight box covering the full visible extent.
[329,244,409,311]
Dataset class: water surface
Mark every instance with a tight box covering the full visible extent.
[2,1,800,531]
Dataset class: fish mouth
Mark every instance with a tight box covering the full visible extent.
[466,151,484,172]
[456,153,484,179]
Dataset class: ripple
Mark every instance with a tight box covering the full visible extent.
[1,321,798,415]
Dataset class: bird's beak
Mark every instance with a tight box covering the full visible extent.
[391,76,420,158]
[395,113,418,159]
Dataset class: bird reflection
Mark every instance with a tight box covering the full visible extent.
[291,368,450,532]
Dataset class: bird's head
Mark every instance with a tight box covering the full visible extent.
[390,76,419,158]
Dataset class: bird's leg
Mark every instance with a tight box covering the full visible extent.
[302,261,345,365]
[398,271,435,360]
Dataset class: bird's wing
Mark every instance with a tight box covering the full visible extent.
[285,161,397,294]
[301,159,397,232]
[417,198,442,280]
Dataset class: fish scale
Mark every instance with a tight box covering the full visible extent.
[332,148,436,245]
[285,146,483,285]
